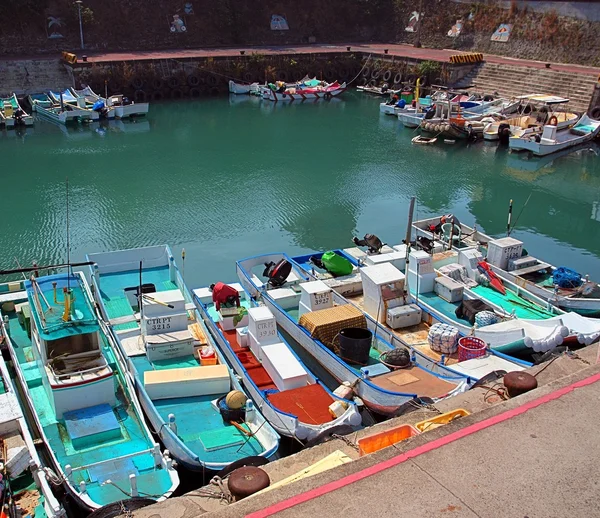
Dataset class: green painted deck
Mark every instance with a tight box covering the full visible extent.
[471,285,555,320]
[5,299,173,506]
[99,266,265,464]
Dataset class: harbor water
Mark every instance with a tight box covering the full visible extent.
[1,91,600,288]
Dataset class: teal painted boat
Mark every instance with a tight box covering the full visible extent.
[0,272,179,512]
[86,245,279,472]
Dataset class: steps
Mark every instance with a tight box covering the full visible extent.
[452,62,597,113]
[0,59,73,97]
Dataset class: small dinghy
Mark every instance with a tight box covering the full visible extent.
[412,135,437,145]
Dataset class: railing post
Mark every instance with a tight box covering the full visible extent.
[129,473,138,497]
[65,464,72,482]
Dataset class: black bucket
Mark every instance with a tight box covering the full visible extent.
[218,396,245,424]
[338,328,372,365]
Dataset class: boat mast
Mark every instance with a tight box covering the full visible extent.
[403,196,416,301]
[66,177,71,293]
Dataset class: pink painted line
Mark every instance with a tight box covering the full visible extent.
[248,371,600,518]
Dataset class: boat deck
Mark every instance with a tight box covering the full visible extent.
[369,367,458,397]
[206,303,335,425]
[6,308,173,505]
[99,266,265,462]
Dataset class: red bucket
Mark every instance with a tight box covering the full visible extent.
[458,336,487,362]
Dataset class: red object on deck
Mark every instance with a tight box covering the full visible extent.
[212,282,240,311]
[477,261,506,295]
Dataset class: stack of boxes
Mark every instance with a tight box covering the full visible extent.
[486,238,523,270]
[407,250,437,295]
[360,263,405,322]
[247,306,279,360]
[298,280,333,318]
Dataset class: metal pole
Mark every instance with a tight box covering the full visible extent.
[77,1,85,50]
[414,0,423,48]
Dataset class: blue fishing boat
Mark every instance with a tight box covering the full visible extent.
[0,272,179,512]
[236,253,471,416]
[193,283,362,442]
[87,246,279,472]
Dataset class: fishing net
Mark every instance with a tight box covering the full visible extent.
[552,267,583,289]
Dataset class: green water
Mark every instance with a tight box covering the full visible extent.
[1,92,600,287]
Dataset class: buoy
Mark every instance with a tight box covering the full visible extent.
[503,372,538,398]
[227,466,270,500]
[226,390,247,410]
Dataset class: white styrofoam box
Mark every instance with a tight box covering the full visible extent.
[236,326,249,347]
[193,283,245,306]
[344,245,395,264]
[260,342,308,392]
[268,288,300,310]
[298,300,313,318]
[392,243,408,256]
[458,248,484,279]
[143,312,188,336]
[325,273,363,297]
[299,280,333,312]
[6,446,31,478]
[386,304,422,329]
[508,256,538,272]
[434,276,464,303]
[144,365,230,400]
[486,237,523,270]
[146,329,195,361]
[360,263,406,304]
[363,293,403,322]
[248,329,262,360]
[219,312,249,331]
[365,251,406,272]
[247,307,278,345]
[407,251,436,294]
[142,290,185,318]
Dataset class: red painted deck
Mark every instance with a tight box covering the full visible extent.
[220,326,335,425]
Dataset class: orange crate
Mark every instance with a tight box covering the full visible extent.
[358,424,419,456]
[414,409,470,432]
[200,356,218,366]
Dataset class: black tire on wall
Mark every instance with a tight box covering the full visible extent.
[133,89,147,102]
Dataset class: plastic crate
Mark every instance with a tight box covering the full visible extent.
[415,409,470,432]
[358,424,419,456]
[457,336,487,362]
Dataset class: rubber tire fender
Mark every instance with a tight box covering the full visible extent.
[382,70,392,82]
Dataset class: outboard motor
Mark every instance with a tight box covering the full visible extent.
[352,233,384,254]
[13,108,24,126]
[416,235,434,253]
[263,259,292,287]
[498,122,511,145]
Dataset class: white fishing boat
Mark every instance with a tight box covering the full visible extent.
[236,254,471,416]
[49,90,104,119]
[262,81,347,102]
[508,113,600,156]
[28,93,98,125]
[0,318,64,517]
[413,215,600,317]
[87,246,279,472]
[72,86,149,118]
[484,95,580,142]
[0,271,179,512]
[1,94,34,128]
[228,81,261,95]
[193,284,362,441]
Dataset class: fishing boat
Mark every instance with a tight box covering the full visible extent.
[357,85,393,96]
[236,254,471,416]
[193,283,362,441]
[262,81,347,102]
[0,271,179,512]
[228,81,261,95]
[508,113,600,156]
[1,94,34,128]
[71,86,149,119]
[483,95,580,142]
[87,246,279,471]
[413,215,600,317]
[28,93,98,125]
[49,90,110,120]
[0,318,64,517]
[412,135,437,145]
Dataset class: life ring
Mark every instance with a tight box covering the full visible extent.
[170,88,183,99]
[168,76,180,88]
[590,106,600,120]
[133,89,147,102]
[382,70,392,82]
[325,92,332,100]
[362,66,371,78]
[208,75,218,86]
[189,87,202,98]
[368,79,377,87]
[393,72,402,84]
[548,115,558,126]
[371,69,381,79]
[131,77,144,90]
[152,90,164,101]
[187,74,200,87]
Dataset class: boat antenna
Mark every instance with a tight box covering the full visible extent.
[506,199,513,236]
[139,260,143,318]
[181,248,186,283]
[508,192,532,236]
[66,176,71,291]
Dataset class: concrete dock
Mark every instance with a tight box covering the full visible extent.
[133,344,600,518]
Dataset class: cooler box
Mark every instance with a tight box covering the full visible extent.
[260,343,308,391]
[364,251,406,272]
[247,307,278,346]
[218,311,248,331]
[458,249,484,279]
[508,256,538,272]
[386,304,422,329]
[144,365,230,400]
[486,238,523,270]
[143,312,188,336]
[360,263,405,303]
[268,288,300,310]
[145,330,195,361]
[236,326,248,347]
[299,280,333,312]
[434,277,464,303]
[363,294,403,323]
[142,290,185,317]
[407,251,436,294]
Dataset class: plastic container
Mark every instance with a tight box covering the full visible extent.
[358,424,419,456]
[457,336,487,362]
[200,346,218,366]
[217,396,246,424]
[414,409,470,432]
[338,328,372,365]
